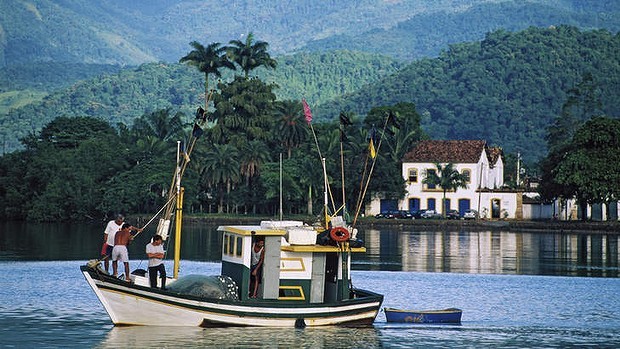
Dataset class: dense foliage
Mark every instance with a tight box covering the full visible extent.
[317,26,620,163]
[0,102,424,222]
[0,51,402,154]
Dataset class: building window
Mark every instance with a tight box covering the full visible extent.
[462,169,471,183]
[408,168,418,183]
[426,169,436,189]
[428,198,436,210]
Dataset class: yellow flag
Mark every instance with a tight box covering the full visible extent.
[369,138,376,159]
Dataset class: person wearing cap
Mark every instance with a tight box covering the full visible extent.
[102,214,124,273]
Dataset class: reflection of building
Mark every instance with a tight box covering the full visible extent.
[362,229,619,276]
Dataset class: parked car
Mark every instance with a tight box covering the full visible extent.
[463,209,478,220]
[446,209,461,220]
[393,210,413,219]
[375,210,395,219]
[420,209,441,219]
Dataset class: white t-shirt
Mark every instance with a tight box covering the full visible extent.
[105,220,123,246]
[146,242,165,267]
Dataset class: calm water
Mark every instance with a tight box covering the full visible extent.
[1,222,620,348]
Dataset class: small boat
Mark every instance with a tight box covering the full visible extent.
[384,307,462,324]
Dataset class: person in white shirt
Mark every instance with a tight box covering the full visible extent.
[146,235,166,290]
[102,214,124,273]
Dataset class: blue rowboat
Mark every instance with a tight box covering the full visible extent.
[384,307,462,324]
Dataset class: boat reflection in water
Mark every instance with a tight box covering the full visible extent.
[96,324,382,348]
[360,229,620,277]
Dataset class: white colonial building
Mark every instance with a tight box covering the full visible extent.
[368,140,523,219]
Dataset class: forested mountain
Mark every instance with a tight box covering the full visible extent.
[0,51,403,153]
[315,26,620,163]
[304,0,620,60]
[1,0,618,67]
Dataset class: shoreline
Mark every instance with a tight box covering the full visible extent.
[137,214,620,234]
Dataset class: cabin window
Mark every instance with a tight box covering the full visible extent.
[408,168,418,183]
[235,236,243,256]
[228,234,235,255]
[278,286,305,301]
[462,169,471,183]
[223,234,229,255]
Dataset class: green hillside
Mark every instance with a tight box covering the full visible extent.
[1,0,618,67]
[303,0,620,60]
[0,51,403,153]
[315,26,620,163]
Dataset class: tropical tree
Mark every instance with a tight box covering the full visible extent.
[422,163,469,217]
[276,100,308,158]
[552,117,620,220]
[200,143,240,213]
[179,41,235,109]
[227,32,277,78]
[239,140,271,213]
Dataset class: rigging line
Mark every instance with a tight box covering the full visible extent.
[351,114,391,228]
[310,123,337,214]
[132,195,178,240]
[352,150,371,225]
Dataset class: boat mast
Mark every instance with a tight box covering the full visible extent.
[173,141,184,278]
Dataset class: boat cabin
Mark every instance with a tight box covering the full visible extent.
[217,221,366,302]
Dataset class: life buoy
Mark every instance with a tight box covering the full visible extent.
[330,227,350,242]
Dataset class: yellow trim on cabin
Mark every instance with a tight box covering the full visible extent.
[280,257,306,272]
[278,285,306,301]
[218,226,286,236]
[281,245,366,253]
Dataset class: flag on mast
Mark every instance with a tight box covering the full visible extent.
[368,126,377,159]
[302,99,313,125]
[369,138,376,159]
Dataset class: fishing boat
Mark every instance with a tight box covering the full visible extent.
[384,307,462,324]
[81,104,387,327]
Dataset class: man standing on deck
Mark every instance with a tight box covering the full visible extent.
[112,223,142,282]
[102,214,124,273]
[146,235,167,289]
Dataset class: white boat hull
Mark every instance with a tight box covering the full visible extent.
[82,267,382,327]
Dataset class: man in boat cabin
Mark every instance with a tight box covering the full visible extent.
[112,223,142,282]
[102,214,124,273]
[146,235,167,290]
[250,235,265,298]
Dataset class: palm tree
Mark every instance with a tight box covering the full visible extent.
[201,143,240,213]
[239,140,271,213]
[227,32,277,78]
[179,41,235,109]
[276,100,308,158]
[422,163,469,217]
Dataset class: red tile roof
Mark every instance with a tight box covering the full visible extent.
[402,140,486,163]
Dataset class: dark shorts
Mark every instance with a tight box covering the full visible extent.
[106,244,114,257]
[250,264,262,283]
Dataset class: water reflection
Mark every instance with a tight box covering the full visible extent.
[0,221,618,277]
[96,325,383,348]
[360,229,619,277]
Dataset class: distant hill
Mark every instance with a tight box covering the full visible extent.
[314,26,620,163]
[0,51,403,154]
[303,0,620,60]
[1,0,618,67]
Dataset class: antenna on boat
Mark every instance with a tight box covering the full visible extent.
[279,152,283,221]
